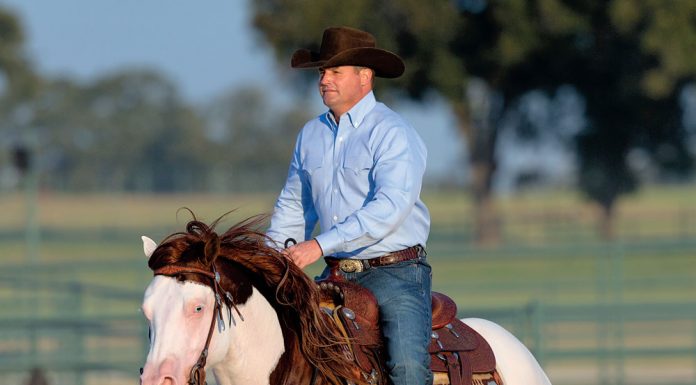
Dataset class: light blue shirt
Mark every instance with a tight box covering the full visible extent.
[267,91,430,259]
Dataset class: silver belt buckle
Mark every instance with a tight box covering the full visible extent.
[338,259,363,273]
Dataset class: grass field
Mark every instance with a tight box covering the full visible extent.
[2,185,694,298]
[1,185,696,384]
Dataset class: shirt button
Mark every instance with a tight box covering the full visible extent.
[333,215,338,221]
[338,136,343,142]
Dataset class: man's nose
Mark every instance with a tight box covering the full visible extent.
[319,72,331,84]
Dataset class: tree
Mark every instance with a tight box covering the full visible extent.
[30,70,208,192]
[452,0,696,238]
[0,6,309,193]
[251,0,696,241]
[202,86,314,192]
[0,7,38,104]
[0,6,40,190]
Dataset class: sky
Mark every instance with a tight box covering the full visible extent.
[0,0,465,180]
[1,0,280,101]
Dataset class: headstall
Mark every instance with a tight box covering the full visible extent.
[148,264,244,385]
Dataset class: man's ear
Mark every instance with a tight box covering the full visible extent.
[360,67,373,87]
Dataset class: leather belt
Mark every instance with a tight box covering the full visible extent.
[325,245,425,274]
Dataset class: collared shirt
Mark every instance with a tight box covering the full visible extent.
[267,91,430,259]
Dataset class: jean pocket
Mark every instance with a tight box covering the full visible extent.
[379,259,420,283]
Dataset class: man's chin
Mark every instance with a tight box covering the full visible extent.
[322,96,338,108]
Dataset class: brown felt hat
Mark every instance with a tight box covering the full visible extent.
[291,26,405,78]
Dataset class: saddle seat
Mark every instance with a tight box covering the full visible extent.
[317,275,501,385]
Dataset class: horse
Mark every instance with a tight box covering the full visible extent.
[139,215,552,385]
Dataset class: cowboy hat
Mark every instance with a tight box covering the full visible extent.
[291,26,405,78]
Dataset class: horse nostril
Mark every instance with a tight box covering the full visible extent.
[139,368,177,385]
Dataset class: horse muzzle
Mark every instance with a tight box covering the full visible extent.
[140,358,185,385]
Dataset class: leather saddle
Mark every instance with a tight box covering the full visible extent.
[316,275,502,385]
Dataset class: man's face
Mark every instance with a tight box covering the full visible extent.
[318,66,370,118]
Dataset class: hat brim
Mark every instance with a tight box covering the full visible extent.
[291,47,405,78]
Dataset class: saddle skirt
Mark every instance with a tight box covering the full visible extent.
[316,277,503,385]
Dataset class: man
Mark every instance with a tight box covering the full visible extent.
[267,26,432,385]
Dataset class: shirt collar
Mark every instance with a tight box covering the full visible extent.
[325,91,376,129]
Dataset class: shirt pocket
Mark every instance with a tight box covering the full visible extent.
[342,153,373,175]
[301,153,324,176]
[299,154,323,192]
[342,153,374,195]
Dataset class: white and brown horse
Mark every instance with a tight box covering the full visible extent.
[139,216,552,385]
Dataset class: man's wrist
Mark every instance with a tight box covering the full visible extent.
[314,229,341,256]
[312,238,324,257]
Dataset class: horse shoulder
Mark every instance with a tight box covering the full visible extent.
[207,287,285,385]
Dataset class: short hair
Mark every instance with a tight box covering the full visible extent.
[354,66,375,86]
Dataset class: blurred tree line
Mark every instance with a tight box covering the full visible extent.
[0,7,311,193]
[252,0,696,241]
[2,2,696,241]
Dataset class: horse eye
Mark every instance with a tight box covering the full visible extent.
[194,305,204,313]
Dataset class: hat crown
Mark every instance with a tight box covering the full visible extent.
[318,27,376,60]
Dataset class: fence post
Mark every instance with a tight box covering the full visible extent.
[598,242,626,385]
[528,300,545,366]
[693,318,696,385]
[69,283,85,385]
[597,244,610,385]
[610,243,625,385]
[19,134,41,382]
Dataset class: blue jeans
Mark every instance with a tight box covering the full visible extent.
[322,257,433,385]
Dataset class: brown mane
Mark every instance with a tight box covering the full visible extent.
[147,211,361,385]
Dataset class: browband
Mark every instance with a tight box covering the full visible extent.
[154,265,216,279]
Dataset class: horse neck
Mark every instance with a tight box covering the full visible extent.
[269,343,317,385]
[209,286,286,385]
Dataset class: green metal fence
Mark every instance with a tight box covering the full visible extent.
[0,275,146,385]
[470,302,696,385]
[1,238,695,385]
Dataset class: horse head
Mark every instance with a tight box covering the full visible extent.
[139,214,370,385]
[139,217,286,385]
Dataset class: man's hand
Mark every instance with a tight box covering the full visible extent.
[284,239,323,269]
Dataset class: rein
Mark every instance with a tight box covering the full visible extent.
[152,264,243,385]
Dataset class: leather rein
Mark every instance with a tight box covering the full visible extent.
[152,264,244,385]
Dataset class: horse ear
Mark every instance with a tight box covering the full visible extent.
[141,236,158,258]
[204,233,220,262]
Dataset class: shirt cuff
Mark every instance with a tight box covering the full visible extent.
[314,229,342,256]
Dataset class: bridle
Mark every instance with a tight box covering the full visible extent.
[140,240,325,385]
[147,263,244,385]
